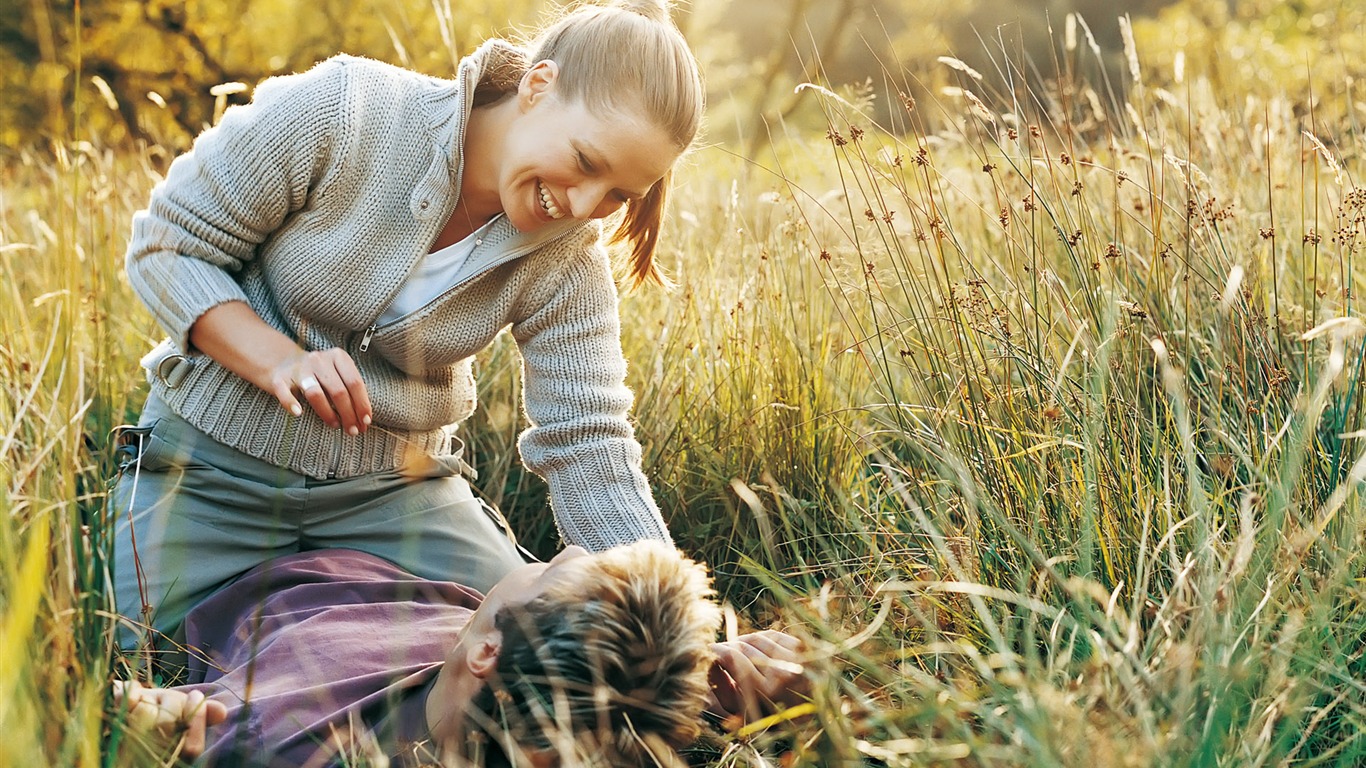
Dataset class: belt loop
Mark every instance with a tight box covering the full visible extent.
[108,424,152,476]
[457,458,479,482]
[449,434,478,480]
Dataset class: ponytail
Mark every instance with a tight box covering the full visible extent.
[610,172,671,287]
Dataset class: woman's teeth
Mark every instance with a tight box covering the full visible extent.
[538,181,565,220]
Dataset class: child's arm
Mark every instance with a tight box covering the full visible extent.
[112,679,229,759]
[707,630,809,726]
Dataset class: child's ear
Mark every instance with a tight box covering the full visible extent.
[466,630,502,679]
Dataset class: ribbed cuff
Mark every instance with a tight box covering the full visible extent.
[541,439,672,551]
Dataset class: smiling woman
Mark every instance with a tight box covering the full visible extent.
[110,0,704,672]
[457,60,680,239]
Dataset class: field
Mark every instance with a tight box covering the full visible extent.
[3,3,1366,766]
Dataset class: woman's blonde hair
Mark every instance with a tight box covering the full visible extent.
[475,0,704,287]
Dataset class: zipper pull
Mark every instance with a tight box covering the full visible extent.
[359,324,376,352]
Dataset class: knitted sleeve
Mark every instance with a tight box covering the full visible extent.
[511,244,673,551]
[124,58,348,352]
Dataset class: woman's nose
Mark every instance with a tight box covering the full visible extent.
[568,183,622,220]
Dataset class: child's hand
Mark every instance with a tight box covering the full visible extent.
[707,630,809,727]
[112,679,228,759]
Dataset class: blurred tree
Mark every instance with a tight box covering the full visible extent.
[695,0,980,151]
[697,0,1181,152]
[1,0,543,149]
[1,0,59,146]
[10,0,1354,152]
[941,0,1175,90]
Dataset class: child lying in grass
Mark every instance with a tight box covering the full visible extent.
[111,541,806,766]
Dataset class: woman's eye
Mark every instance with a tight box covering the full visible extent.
[577,153,594,173]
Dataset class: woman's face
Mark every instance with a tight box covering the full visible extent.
[495,61,681,233]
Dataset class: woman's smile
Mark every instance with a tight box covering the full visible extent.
[472,59,681,233]
[537,180,566,220]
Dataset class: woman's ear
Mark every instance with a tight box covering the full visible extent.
[466,630,502,679]
[518,59,560,108]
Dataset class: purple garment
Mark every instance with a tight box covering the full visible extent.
[179,549,482,766]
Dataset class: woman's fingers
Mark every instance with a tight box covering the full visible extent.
[333,350,373,430]
[302,366,352,431]
[274,364,315,422]
[273,348,372,434]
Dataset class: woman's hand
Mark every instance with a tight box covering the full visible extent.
[269,347,372,435]
[706,630,809,727]
[112,680,229,759]
[188,301,373,434]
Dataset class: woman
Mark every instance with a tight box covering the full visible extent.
[111,0,702,653]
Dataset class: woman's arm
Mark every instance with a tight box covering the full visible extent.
[126,58,370,433]
[126,59,345,351]
[511,241,672,550]
[189,302,371,434]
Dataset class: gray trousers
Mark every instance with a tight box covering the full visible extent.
[110,395,528,653]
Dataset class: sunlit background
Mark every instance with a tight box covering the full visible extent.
[4,0,1363,150]
[5,1,1366,766]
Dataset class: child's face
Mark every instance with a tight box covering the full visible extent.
[479,544,590,612]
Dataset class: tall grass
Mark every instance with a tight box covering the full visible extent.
[3,13,1366,767]
[646,27,1366,765]
[0,144,163,763]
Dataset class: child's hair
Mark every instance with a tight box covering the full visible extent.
[474,0,704,287]
[464,541,721,766]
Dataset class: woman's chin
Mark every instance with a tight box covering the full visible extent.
[506,204,550,233]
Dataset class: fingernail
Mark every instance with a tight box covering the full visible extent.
[362,415,371,426]
[290,404,303,417]
[348,426,359,436]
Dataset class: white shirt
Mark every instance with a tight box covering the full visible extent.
[379,215,501,325]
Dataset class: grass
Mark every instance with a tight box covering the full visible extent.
[4,14,1366,768]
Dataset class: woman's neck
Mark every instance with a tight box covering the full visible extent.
[458,100,516,222]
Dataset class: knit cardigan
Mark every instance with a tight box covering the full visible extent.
[124,42,671,551]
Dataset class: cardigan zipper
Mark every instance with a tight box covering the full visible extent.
[355,228,567,354]
[358,94,472,357]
